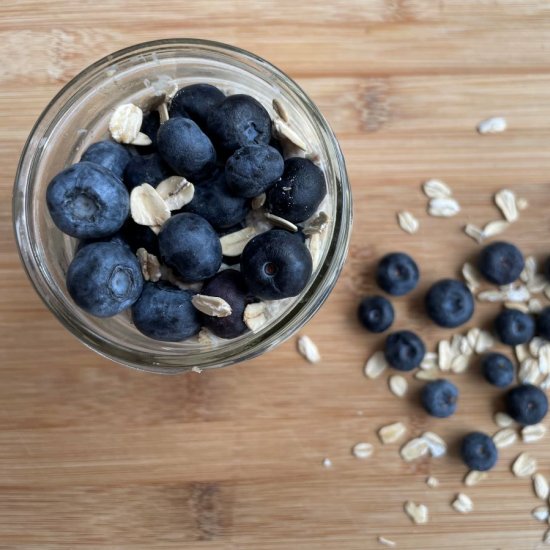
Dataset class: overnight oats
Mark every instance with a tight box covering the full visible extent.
[13,40,351,372]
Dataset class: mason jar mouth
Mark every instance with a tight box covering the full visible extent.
[13,39,352,374]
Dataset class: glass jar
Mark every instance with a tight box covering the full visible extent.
[13,39,352,374]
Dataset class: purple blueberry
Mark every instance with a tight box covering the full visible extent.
[506,384,548,425]
[537,307,550,340]
[425,279,474,328]
[265,157,327,224]
[169,83,225,128]
[482,352,515,387]
[66,241,143,317]
[123,153,172,191]
[158,213,222,282]
[241,229,312,300]
[131,282,201,342]
[120,217,160,257]
[478,241,524,285]
[46,161,129,239]
[384,330,425,371]
[357,295,394,333]
[80,140,131,179]
[494,308,535,345]
[376,252,419,296]
[461,432,498,471]
[421,379,459,418]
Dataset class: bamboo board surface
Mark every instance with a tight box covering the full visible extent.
[2,1,550,548]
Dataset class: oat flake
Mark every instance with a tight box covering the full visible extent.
[464,470,488,487]
[404,501,428,524]
[397,211,419,234]
[352,442,374,459]
[494,412,514,428]
[422,179,452,199]
[400,438,429,462]
[477,116,507,134]
[452,493,473,514]
[492,428,517,449]
[512,452,537,477]
[297,335,321,364]
[364,351,388,379]
[388,375,408,397]
[522,424,546,444]
[378,422,407,445]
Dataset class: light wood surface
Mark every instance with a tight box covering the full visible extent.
[3,1,550,548]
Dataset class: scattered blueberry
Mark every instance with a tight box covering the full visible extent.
[482,352,515,387]
[384,330,425,371]
[206,94,272,155]
[46,161,129,239]
[123,153,172,191]
[200,270,251,339]
[357,295,394,333]
[120,217,160,257]
[66,241,143,317]
[421,379,459,418]
[158,212,222,282]
[80,140,131,179]
[376,252,419,296]
[131,281,201,342]
[157,117,217,180]
[460,432,498,471]
[169,83,225,128]
[506,384,548,425]
[225,144,284,198]
[265,157,327,223]
[478,241,524,285]
[494,308,535,345]
[537,306,550,340]
[182,169,249,229]
[241,229,312,300]
[425,279,474,328]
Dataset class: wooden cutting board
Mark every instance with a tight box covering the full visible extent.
[3,1,550,548]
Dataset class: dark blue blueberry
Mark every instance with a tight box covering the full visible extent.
[169,83,225,128]
[200,270,250,339]
[80,140,131,179]
[506,384,548,425]
[157,117,217,180]
[158,213,222,282]
[46,161,129,239]
[265,157,327,224]
[421,379,459,418]
[241,229,312,300]
[76,231,129,253]
[494,308,535,345]
[376,252,419,297]
[225,144,284,198]
[66,241,143,317]
[182,169,249,229]
[131,281,201,342]
[120,217,160,257]
[478,241,524,285]
[482,352,515,387]
[123,153,172,191]
[537,307,550,340]
[357,295,394,333]
[425,279,474,328]
[460,432,498,471]
[206,94,272,155]
[384,330,425,371]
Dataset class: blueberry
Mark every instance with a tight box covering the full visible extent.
[123,153,172,191]
[46,161,129,239]
[425,279,474,328]
[80,140,131,179]
[537,307,550,340]
[76,230,129,253]
[482,352,515,387]
[157,117,217,180]
[225,144,284,198]
[120,217,160,257]
[357,295,394,333]
[478,241,524,285]
[460,432,498,471]
[182,169,249,229]
[206,94,271,155]
[66,241,143,317]
[200,270,251,339]
[384,330,425,371]
[494,308,535,345]
[169,83,225,128]
[241,229,312,300]
[376,252,419,296]
[158,213,222,282]
[265,157,327,224]
[131,282,201,342]
[506,384,548,425]
[421,379,459,418]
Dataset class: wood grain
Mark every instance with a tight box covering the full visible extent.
[2,1,550,548]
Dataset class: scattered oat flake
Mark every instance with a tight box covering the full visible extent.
[452,493,473,514]
[467,327,481,349]
[528,275,547,294]
[192,295,232,318]
[512,452,537,477]
[220,226,257,257]
[462,262,482,291]
[494,189,518,223]
[109,103,143,144]
[243,302,267,332]
[533,473,550,500]
[477,289,505,303]
[519,358,540,385]
[515,344,530,364]
[464,224,485,244]
[529,298,543,314]
[388,375,408,397]
[531,337,547,357]
[364,351,388,379]
[494,412,514,428]
[438,340,452,371]
[422,431,447,458]
[322,457,332,468]
[505,302,530,313]
[492,428,517,449]
[404,501,428,524]
[475,330,494,353]
[532,505,549,522]
[503,284,531,302]
[464,470,488,487]
[397,211,419,234]
[352,442,374,459]
[522,424,546,444]
[378,422,407,444]
[191,366,203,373]
[517,197,529,210]
[428,197,461,217]
[297,335,321,364]
[420,352,438,370]
[400,438,430,462]
[482,219,510,238]
[130,183,171,227]
[377,536,396,548]
[272,98,290,123]
[451,354,469,374]
[477,116,507,134]
[426,476,439,488]
[422,179,452,199]
[415,368,439,380]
